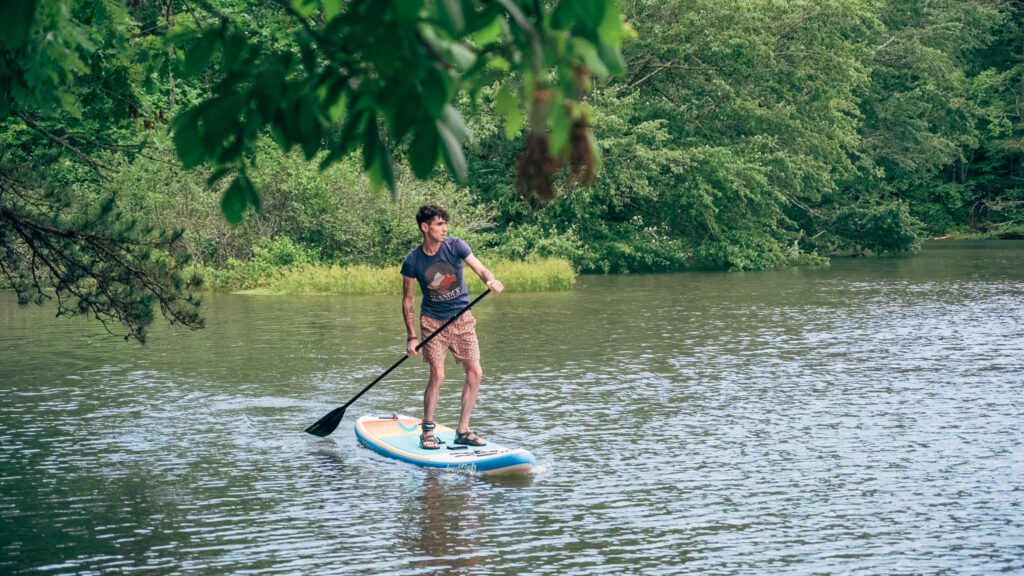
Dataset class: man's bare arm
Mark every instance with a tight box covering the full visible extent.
[465,254,504,293]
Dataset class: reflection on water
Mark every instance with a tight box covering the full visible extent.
[1,241,1023,574]
[405,474,484,573]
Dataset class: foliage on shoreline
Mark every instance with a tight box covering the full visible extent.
[194,237,575,294]
[940,226,1024,241]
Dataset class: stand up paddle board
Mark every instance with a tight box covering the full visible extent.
[354,414,536,475]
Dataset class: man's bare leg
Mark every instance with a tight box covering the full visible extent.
[457,359,483,435]
[424,362,445,423]
[421,362,445,449]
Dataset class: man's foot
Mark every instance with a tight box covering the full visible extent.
[420,431,440,449]
[454,430,487,446]
[420,420,441,450]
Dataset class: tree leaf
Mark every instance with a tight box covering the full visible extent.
[548,96,572,157]
[318,145,346,171]
[395,0,423,24]
[387,95,419,142]
[441,104,471,143]
[244,174,261,212]
[438,0,465,35]
[184,31,218,78]
[579,0,608,31]
[172,108,205,169]
[462,0,499,34]
[299,34,319,75]
[221,176,249,224]
[364,114,395,191]
[438,121,467,183]
[362,113,380,170]
[449,43,477,70]
[0,0,37,50]
[421,66,450,117]
[597,41,627,77]
[570,38,609,77]
[370,146,395,191]
[253,56,288,122]
[206,167,232,187]
[597,0,625,46]
[291,0,318,18]
[323,0,342,21]
[336,107,366,157]
[409,119,440,178]
[201,93,245,163]
[325,89,347,123]
[486,56,511,71]
[221,31,247,67]
[495,84,523,139]
[550,0,577,29]
[471,15,502,45]
[297,95,322,159]
[369,22,399,77]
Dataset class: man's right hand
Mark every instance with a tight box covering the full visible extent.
[406,337,420,357]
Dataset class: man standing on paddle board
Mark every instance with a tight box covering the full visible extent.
[401,204,504,450]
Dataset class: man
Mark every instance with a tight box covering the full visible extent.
[401,204,504,450]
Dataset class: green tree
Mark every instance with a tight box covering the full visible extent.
[171,0,631,221]
[1,0,630,339]
[835,0,1005,247]
[614,0,878,267]
[479,0,1010,267]
[0,0,202,342]
[953,1,1023,236]
[476,0,879,270]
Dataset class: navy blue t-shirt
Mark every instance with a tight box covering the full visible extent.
[401,237,473,320]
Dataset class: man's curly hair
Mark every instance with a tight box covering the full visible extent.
[416,204,449,227]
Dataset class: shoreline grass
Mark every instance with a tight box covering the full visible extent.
[204,257,577,295]
[934,226,1024,241]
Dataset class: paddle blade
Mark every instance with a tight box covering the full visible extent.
[305,406,347,437]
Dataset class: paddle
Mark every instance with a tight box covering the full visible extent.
[304,289,492,437]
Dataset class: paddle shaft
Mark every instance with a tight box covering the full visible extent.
[333,289,491,414]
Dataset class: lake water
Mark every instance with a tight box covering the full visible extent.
[1,241,1022,574]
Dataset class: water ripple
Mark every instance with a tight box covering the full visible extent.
[2,242,1023,574]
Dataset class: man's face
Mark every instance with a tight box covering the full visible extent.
[421,216,447,242]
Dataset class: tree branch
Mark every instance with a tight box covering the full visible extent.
[16,111,113,176]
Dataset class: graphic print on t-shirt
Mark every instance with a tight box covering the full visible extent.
[424,261,463,302]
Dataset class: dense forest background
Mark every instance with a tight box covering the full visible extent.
[3,0,1022,282]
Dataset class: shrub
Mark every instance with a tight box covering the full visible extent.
[206,258,577,295]
[829,200,924,254]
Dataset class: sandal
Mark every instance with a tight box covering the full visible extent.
[454,430,487,447]
[420,421,440,450]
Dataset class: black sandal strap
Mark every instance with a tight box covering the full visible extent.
[420,429,440,448]
[453,430,486,446]
[421,420,436,432]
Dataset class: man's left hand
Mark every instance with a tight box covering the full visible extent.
[486,279,504,293]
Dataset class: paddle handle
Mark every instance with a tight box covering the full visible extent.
[338,289,491,412]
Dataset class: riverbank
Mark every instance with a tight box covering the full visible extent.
[196,257,576,294]
[933,226,1024,241]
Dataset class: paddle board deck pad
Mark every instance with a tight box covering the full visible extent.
[355,414,536,475]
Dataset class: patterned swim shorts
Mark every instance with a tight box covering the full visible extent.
[420,311,480,366]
